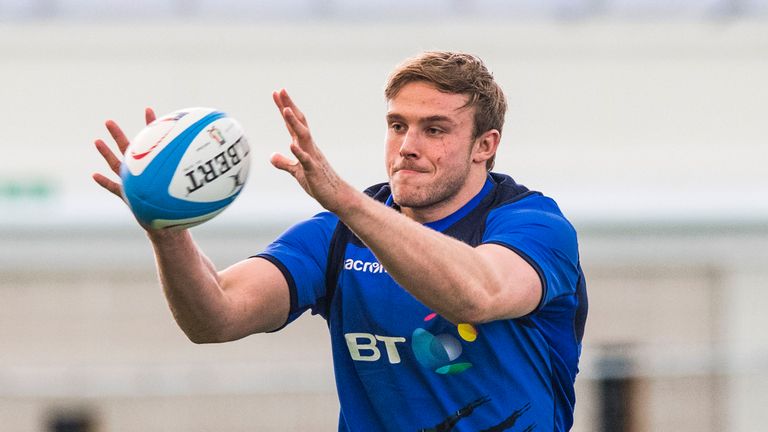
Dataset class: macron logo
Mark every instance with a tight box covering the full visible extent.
[344,259,387,274]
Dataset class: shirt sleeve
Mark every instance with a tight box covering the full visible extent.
[254,211,338,326]
[481,196,580,311]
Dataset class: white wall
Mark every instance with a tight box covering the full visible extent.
[0,20,766,228]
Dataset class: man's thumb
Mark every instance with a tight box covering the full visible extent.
[270,152,300,173]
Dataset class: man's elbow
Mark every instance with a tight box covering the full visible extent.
[184,329,225,344]
[182,321,269,344]
[450,285,538,324]
[445,293,497,324]
[179,321,235,344]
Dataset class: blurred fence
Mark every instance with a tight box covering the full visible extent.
[2,221,767,431]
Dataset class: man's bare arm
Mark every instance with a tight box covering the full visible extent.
[148,230,289,342]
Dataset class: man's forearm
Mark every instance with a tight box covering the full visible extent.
[336,191,507,324]
[147,229,231,343]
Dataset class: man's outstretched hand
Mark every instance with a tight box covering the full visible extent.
[92,108,157,200]
[270,89,357,215]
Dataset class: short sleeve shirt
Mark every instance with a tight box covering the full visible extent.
[257,173,586,432]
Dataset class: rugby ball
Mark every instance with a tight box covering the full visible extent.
[120,107,250,229]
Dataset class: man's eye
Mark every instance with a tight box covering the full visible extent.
[391,123,405,132]
[426,127,443,136]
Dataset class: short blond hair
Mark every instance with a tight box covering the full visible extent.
[385,51,507,170]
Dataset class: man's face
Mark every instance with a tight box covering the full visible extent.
[385,81,479,215]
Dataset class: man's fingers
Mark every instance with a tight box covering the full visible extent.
[289,142,313,167]
[275,89,308,126]
[145,107,157,125]
[273,91,297,140]
[105,120,131,154]
[95,139,122,175]
[272,91,285,112]
[93,108,154,204]
[92,173,123,199]
[283,107,312,144]
[279,90,308,126]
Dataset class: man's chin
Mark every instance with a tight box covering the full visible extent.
[392,177,443,207]
[390,189,432,210]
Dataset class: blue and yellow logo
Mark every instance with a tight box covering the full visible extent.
[411,313,478,375]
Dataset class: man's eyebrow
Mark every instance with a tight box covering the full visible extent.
[386,113,406,123]
[385,113,457,126]
[421,115,455,126]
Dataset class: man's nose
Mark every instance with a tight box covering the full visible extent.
[399,130,421,159]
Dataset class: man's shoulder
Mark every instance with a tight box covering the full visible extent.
[488,172,565,215]
[488,172,537,207]
[276,211,340,247]
[485,173,577,243]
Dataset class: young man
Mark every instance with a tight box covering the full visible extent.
[94,51,587,431]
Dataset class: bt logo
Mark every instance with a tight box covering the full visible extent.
[344,313,479,375]
[345,333,407,363]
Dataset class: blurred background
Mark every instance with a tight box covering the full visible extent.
[1,0,767,431]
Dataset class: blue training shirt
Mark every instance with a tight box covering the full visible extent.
[257,173,587,432]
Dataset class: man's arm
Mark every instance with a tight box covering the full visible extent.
[270,90,541,324]
[147,229,290,342]
[93,110,290,342]
[336,196,541,324]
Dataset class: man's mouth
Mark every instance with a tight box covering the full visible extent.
[394,165,428,175]
[397,169,422,175]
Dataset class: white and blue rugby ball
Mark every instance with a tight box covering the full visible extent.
[120,107,250,229]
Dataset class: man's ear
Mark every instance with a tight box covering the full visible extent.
[472,129,500,166]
